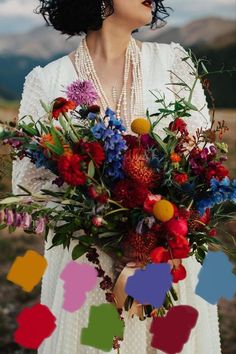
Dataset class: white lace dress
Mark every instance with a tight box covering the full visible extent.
[12,40,222,354]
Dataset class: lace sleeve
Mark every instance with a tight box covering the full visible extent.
[12,67,55,195]
[169,42,212,136]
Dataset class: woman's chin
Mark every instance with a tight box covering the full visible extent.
[139,14,153,26]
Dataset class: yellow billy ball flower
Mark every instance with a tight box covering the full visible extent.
[131,118,151,135]
[153,199,174,222]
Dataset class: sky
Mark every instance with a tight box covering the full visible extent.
[0,0,235,34]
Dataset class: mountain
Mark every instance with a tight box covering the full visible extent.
[0,26,79,59]
[0,16,235,107]
[134,16,236,50]
[0,16,234,58]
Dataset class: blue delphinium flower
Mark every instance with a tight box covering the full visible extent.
[27,149,57,174]
[91,109,127,180]
[88,112,97,120]
[196,176,236,215]
[105,108,126,131]
[91,122,107,139]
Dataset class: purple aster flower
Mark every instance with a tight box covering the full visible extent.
[65,80,99,106]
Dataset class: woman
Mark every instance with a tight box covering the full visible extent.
[12,1,222,353]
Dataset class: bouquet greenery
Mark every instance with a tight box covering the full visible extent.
[0,52,236,323]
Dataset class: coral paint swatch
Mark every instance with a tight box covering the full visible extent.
[14,303,56,349]
[81,303,124,351]
[195,251,236,304]
[60,261,98,312]
[150,305,198,353]
[125,263,172,308]
[7,250,47,292]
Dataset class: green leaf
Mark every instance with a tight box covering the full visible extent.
[0,224,7,230]
[88,160,95,178]
[159,108,174,113]
[181,56,191,61]
[197,247,206,260]
[51,233,66,246]
[79,235,94,246]
[183,100,198,111]
[50,125,64,153]
[8,225,17,233]
[41,189,63,198]
[17,185,32,195]
[163,128,176,137]
[20,123,38,136]
[40,99,51,113]
[201,62,209,74]
[0,197,22,205]
[169,82,188,86]
[152,133,168,153]
[98,231,122,238]
[44,142,63,155]
[37,121,49,134]
[72,243,89,260]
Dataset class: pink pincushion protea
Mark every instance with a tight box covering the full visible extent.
[65,80,99,106]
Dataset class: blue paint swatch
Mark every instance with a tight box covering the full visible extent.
[195,251,236,304]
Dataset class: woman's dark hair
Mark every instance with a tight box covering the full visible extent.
[35,0,173,38]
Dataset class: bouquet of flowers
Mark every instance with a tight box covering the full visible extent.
[0,52,236,349]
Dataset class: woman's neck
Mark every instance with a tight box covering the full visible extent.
[85,29,142,63]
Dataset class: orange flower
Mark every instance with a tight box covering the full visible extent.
[62,144,73,156]
[52,97,77,119]
[170,152,181,163]
[39,133,58,158]
[40,133,55,148]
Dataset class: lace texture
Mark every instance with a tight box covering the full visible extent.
[12,67,56,196]
[12,42,222,354]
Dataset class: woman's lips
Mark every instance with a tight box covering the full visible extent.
[142,1,152,9]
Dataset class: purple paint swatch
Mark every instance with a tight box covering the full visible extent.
[125,263,172,308]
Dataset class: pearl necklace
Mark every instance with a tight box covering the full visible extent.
[74,36,144,128]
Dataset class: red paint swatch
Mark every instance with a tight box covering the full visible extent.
[14,303,56,349]
[150,305,198,353]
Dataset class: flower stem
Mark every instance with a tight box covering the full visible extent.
[108,199,126,209]
[104,208,129,218]
[62,112,80,140]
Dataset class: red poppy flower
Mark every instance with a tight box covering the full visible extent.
[173,172,188,185]
[168,235,190,259]
[52,97,77,119]
[74,140,105,167]
[171,264,187,283]
[150,247,170,263]
[88,105,101,113]
[57,153,87,186]
[86,142,105,167]
[208,228,217,237]
[143,193,162,213]
[169,118,188,135]
[206,164,229,181]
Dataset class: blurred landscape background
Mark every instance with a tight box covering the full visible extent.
[0,0,236,353]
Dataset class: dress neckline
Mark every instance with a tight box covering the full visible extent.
[66,40,146,78]
[64,41,148,111]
